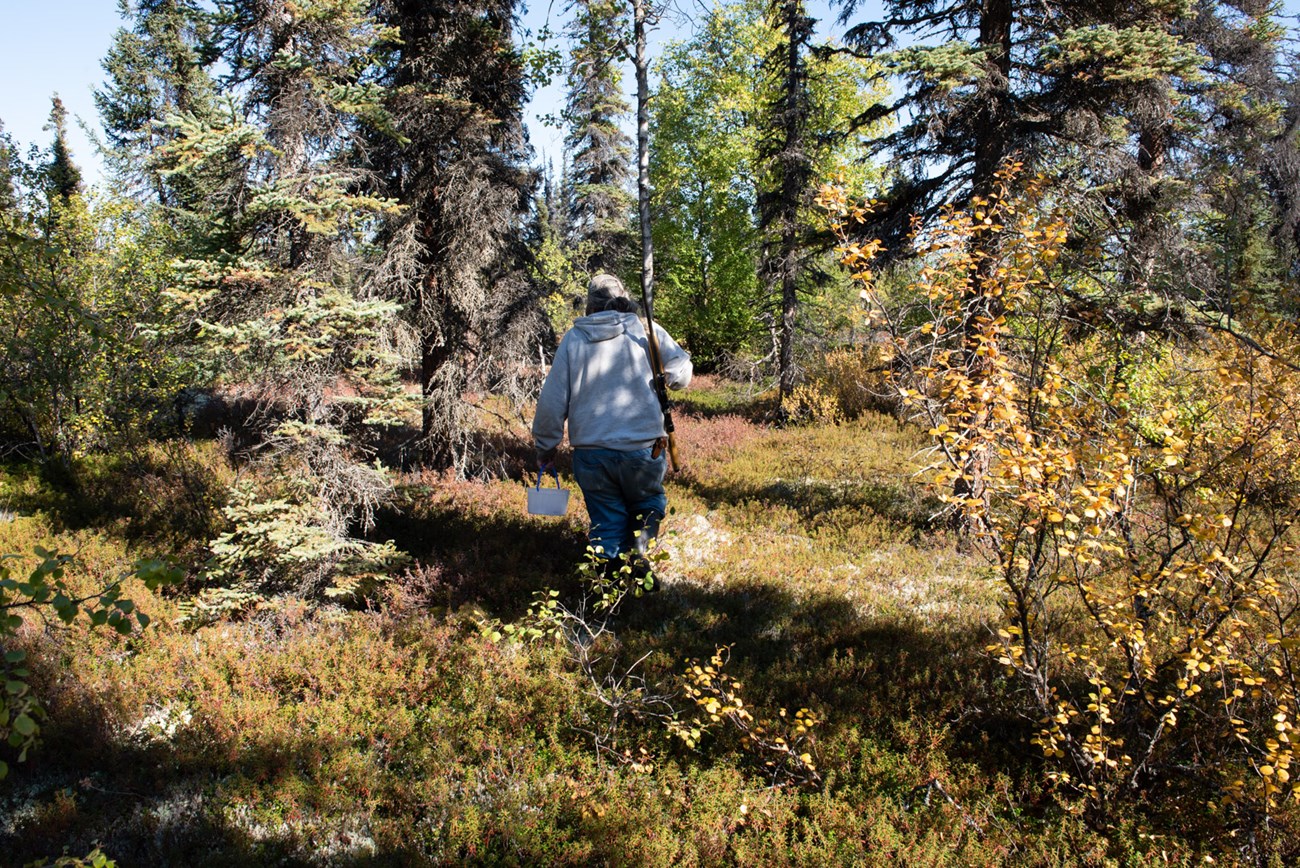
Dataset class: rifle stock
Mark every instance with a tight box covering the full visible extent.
[640,298,681,473]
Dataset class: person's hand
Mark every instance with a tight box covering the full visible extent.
[538,458,555,475]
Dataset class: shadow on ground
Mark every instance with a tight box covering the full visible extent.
[1,499,1037,865]
[679,469,942,534]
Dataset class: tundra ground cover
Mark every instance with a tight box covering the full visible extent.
[0,379,1291,864]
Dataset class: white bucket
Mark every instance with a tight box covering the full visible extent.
[527,470,570,516]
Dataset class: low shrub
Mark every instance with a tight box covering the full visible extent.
[784,345,897,425]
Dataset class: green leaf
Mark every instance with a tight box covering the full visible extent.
[13,712,36,736]
[138,561,184,591]
[53,593,76,623]
[4,650,25,664]
[5,680,25,695]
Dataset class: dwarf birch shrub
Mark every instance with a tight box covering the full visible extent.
[783,381,845,426]
[785,346,895,425]
[822,168,1300,831]
[667,646,822,787]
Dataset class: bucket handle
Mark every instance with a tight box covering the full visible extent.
[535,468,562,490]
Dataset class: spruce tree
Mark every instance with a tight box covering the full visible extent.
[1171,0,1297,308]
[1268,50,1300,276]
[153,0,410,596]
[837,0,1027,248]
[1040,2,1204,299]
[1035,1,1291,313]
[368,0,538,472]
[563,0,635,273]
[835,0,1250,300]
[95,0,218,204]
[836,0,1189,237]
[43,97,83,201]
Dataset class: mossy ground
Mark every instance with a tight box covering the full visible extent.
[0,379,1282,865]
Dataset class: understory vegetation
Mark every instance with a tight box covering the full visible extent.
[2,373,1296,864]
[3,0,1300,864]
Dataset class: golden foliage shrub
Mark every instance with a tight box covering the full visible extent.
[783,381,843,426]
[784,345,895,425]
[822,165,1300,831]
[816,345,895,418]
[667,647,821,787]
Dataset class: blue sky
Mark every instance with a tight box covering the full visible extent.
[1,2,124,181]
[0,1,585,185]
[1,1,1295,188]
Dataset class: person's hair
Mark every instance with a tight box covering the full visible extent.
[585,273,638,315]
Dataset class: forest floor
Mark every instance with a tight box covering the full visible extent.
[0,377,1269,865]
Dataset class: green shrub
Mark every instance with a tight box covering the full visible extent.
[1,548,181,779]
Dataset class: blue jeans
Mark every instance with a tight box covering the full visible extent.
[571,447,667,560]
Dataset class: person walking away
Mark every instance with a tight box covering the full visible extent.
[532,274,692,588]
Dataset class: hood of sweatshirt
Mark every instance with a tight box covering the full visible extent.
[572,310,639,342]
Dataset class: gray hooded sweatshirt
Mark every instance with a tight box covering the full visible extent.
[533,310,692,460]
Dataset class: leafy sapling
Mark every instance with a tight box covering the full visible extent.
[0,549,183,778]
